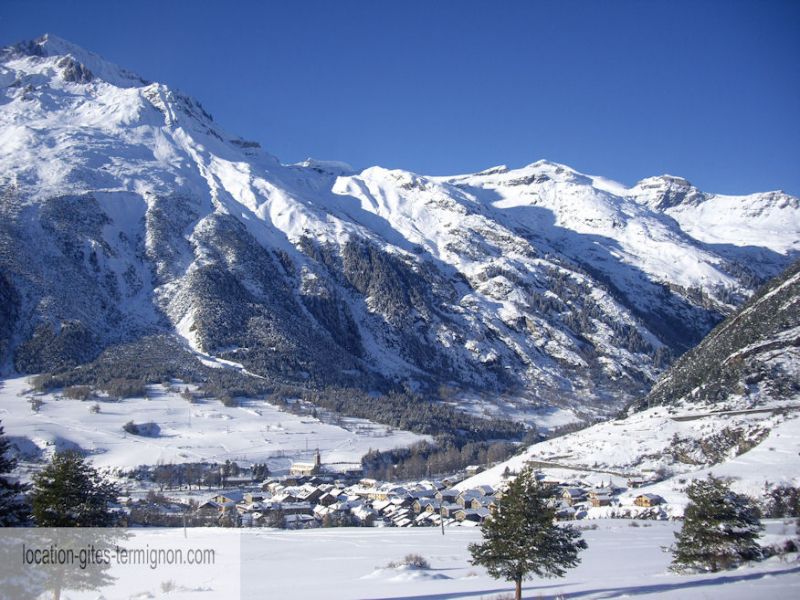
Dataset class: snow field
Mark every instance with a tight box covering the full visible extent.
[0,376,426,471]
[68,520,798,599]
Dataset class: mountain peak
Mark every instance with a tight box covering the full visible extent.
[36,33,87,57]
[637,174,694,189]
[526,159,572,170]
[2,33,149,88]
[631,174,704,210]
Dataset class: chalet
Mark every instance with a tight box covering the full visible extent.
[243,511,262,526]
[289,449,322,477]
[588,487,615,507]
[387,505,409,521]
[236,501,262,515]
[422,500,442,514]
[219,501,239,517]
[470,497,497,511]
[457,491,481,508]
[196,500,222,516]
[634,493,665,507]
[388,494,414,508]
[414,512,433,526]
[213,490,245,505]
[561,488,587,506]
[313,504,347,520]
[435,489,460,503]
[394,516,413,528]
[317,492,340,507]
[262,480,284,493]
[589,492,613,507]
[474,484,495,496]
[454,508,491,523]
[296,485,324,504]
[442,475,464,487]
[284,514,318,529]
[465,465,485,477]
[372,499,393,514]
[271,491,300,504]
[440,502,462,518]
[350,505,378,526]
[411,498,434,513]
[408,489,435,501]
[416,481,441,491]
[243,492,264,504]
[627,477,646,489]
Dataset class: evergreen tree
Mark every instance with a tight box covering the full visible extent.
[469,466,587,600]
[671,474,763,573]
[0,420,31,526]
[31,451,120,527]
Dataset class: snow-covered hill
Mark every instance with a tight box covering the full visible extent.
[459,260,800,506]
[0,376,425,470]
[1,34,798,419]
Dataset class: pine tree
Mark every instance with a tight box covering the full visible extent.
[671,474,763,573]
[0,420,31,526]
[31,451,120,527]
[469,466,587,600]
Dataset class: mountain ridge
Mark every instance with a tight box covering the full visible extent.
[1,35,798,424]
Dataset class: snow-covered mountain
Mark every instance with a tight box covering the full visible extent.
[459,259,800,504]
[1,35,798,419]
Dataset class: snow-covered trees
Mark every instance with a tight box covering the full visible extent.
[31,451,120,527]
[671,475,763,573]
[469,466,586,600]
[0,420,30,526]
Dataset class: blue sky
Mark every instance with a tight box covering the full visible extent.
[2,0,799,195]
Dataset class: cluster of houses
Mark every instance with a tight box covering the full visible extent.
[125,452,667,529]
[192,476,499,529]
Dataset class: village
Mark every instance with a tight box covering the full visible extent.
[118,450,670,529]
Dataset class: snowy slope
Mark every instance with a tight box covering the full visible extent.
[459,260,800,506]
[459,401,800,504]
[0,376,425,470]
[1,35,798,416]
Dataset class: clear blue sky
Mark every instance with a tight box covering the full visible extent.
[2,0,799,195]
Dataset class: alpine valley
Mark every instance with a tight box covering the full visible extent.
[1,34,799,441]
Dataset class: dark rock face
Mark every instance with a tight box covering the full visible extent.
[57,56,93,83]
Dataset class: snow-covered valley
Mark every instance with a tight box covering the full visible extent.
[0,376,425,472]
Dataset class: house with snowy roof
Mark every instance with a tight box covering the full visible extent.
[634,493,665,507]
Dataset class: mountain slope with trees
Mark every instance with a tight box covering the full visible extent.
[459,260,800,503]
[1,35,798,423]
